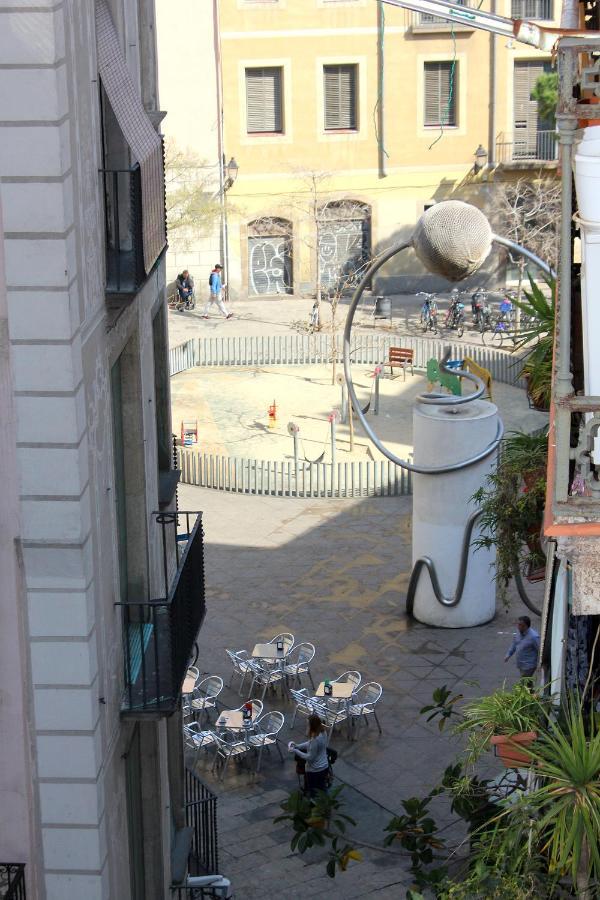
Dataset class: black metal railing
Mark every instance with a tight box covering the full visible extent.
[118,512,206,716]
[1,863,26,900]
[170,770,220,898]
[101,165,145,293]
[414,0,472,27]
[496,130,558,164]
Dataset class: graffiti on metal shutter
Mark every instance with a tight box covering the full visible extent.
[248,236,292,295]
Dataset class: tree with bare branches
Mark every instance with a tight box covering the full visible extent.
[164,138,221,248]
[495,176,560,306]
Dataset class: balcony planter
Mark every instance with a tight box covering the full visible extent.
[490,731,537,767]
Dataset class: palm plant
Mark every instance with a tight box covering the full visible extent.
[471,701,600,896]
[513,274,555,411]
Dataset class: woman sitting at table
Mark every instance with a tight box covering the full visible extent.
[289,714,329,796]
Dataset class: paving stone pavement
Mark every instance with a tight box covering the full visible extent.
[180,484,544,898]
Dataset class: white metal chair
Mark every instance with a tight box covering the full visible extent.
[348,682,383,735]
[290,687,320,729]
[212,731,252,780]
[183,722,217,763]
[249,659,285,701]
[191,675,223,726]
[283,642,316,690]
[225,649,254,696]
[268,632,295,654]
[248,711,285,772]
[332,670,362,691]
[232,698,263,720]
[319,698,349,739]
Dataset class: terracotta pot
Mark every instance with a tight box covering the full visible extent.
[490,731,537,767]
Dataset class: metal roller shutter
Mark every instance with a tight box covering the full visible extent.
[246,67,283,133]
[248,235,293,295]
[318,217,369,292]
[323,65,358,130]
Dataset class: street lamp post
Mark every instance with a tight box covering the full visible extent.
[221,156,238,301]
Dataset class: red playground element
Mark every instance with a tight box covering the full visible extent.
[181,419,198,446]
[268,400,277,425]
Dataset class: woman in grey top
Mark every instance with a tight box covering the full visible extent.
[290,714,329,796]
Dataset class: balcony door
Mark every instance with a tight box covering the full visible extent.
[513,60,553,160]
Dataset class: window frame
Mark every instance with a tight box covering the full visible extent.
[423,60,458,129]
[322,62,359,133]
[245,65,285,136]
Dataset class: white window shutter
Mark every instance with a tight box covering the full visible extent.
[246,67,283,133]
[324,65,357,130]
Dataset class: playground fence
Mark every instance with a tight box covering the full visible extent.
[177,450,413,499]
[168,334,526,388]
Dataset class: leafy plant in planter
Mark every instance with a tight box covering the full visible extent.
[455,680,547,767]
[513,274,555,412]
[472,429,548,605]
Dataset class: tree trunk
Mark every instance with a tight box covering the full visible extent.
[515,257,526,334]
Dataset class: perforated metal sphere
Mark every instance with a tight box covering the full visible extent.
[412,201,493,281]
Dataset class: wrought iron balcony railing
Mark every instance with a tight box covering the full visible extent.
[118,511,206,716]
[412,0,474,28]
[495,130,558,164]
[1,863,26,900]
[171,769,220,898]
[101,165,145,294]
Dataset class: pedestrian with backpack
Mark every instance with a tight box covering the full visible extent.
[202,264,232,320]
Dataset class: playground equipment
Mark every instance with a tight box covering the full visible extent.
[426,358,462,397]
[181,419,198,447]
[268,400,277,429]
[343,200,554,625]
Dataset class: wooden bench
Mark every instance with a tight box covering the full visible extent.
[463,356,493,401]
[388,347,414,380]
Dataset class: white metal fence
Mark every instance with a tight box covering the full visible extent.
[169,334,525,387]
[178,450,412,499]
[170,334,524,498]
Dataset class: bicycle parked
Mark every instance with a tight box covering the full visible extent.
[445,289,466,338]
[471,288,492,332]
[418,291,439,334]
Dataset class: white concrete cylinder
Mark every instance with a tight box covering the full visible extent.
[574,128,600,396]
[411,399,499,627]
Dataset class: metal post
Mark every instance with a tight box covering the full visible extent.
[374,369,380,415]
[331,416,337,474]
[292,428,299,475]
[341,382,348,423]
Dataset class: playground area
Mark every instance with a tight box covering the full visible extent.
[170,361,548,465]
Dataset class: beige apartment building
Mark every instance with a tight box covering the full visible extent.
[159,0,558,298]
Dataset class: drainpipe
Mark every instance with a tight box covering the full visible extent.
[488,0,496,165]
[377,0,387,178]
[213,0,227,271]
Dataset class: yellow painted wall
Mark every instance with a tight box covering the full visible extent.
[172,0,560,295]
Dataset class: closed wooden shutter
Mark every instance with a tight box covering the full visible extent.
[323,65,358,130]
[513,60,551,157]
[424,62,456,127]
[246,67,283,133]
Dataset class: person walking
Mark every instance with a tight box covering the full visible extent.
[202,264,232,320]
[289,714,329,796]
[504,615,540,678]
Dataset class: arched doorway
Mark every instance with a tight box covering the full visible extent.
[318,201,371,293]
[247,217,293,296]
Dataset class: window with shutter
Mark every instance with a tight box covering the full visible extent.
[511,0,552,19]
[513,60,552,157]
[245,67,283,134]
[424,62,457,127]
[419,0,467,26]
[323,65,358,131]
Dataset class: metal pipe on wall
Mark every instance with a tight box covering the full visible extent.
[377,0,387,178]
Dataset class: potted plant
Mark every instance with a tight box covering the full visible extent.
[472,429,548,605]
[455,681,546,768]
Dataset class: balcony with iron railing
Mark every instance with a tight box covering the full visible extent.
[511,0,553,19]
[171,768,220,898]
[0,864,26,900]
[495,130,558,166]
[101,165,146,294]
[118,511,206,717]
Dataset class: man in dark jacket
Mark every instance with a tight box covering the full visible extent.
[176,270,195,309]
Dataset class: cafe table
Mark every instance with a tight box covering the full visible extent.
[315,681,355,739]
[216,709,256,748]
